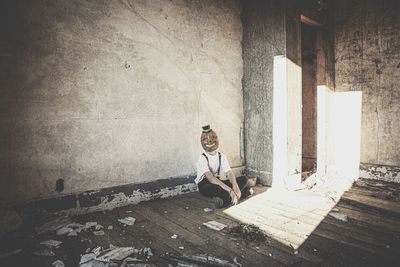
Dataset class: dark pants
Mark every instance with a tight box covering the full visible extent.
[198,176,249,206]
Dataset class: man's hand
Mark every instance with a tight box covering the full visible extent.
[227,171,241,201]
[233,184,241,200]
[229,189,239,205]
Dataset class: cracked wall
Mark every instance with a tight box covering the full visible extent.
[334,0,400,168]
[0,0,244,205]
[242,0,286,185]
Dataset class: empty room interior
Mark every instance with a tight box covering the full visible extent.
[0,0,399,266]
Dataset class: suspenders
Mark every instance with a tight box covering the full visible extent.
[202,152,221,176]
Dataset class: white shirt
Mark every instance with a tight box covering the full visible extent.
[195,152,231,184]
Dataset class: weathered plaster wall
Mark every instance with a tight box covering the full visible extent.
[301,23,317,172]
[335,0,400,167]
[0,0,243,205]
[242,0,286,185]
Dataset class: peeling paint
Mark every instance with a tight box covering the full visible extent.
[360,164,400,183]
[65,183,197,215]
[5,176,198,216]
[87,190,101,196]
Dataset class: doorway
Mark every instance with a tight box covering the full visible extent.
[301,22,318,180]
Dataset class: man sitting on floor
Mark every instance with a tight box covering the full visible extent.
[195,125,252,208]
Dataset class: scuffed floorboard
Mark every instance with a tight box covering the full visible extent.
[0,178,399,266]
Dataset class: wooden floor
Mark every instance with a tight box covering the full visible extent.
[2,178,400,266]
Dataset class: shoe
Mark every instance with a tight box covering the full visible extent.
[241,188,254,199]
[212,197,224,209]
[248,188,254,195]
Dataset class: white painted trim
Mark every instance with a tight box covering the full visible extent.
[272,56,302,188]
[272,56,288,187]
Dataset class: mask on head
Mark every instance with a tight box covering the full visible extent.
[201,125,219,152]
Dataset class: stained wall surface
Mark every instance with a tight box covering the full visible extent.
[0,0,244,205]
[301,23,317,171]
[242,0,286,184]
[334,0,400,166]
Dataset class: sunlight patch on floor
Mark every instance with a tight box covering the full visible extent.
[223,188,336,250]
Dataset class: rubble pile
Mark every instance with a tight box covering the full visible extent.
[79,245,155,267]
[227,224,267,243]
[163,254,242,267]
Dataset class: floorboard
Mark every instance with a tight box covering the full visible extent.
[1,178,399,267]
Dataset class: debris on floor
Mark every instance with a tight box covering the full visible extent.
[202,221,227,231]
[52,259,65,267]
[34,247,55,257]
[79,252,99,267]
[79,245,155,267]
[118,217,136,226]
[203,208,213,212]
[0,248,23,259]
[0,178,397,267]
[93,230,105,236]
[85,222,99,230]
[0,210,23,237]
[80,247,133,266]
[55,221,103,237]
[68,223,84,235]
[233,256,242,266]
[383,191,399,201]
[142,248,153,258]
[329,211,348,222]
[35,216,72,235]
[163,254,241,267]
[56,226,74,236]
[121,257,156,267]
[227,224,267,243]
[34,239,63,257]
[97,246,139,261]
[40,239,62,249]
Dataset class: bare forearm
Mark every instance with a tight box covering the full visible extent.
[204,171,239,205]
[205,172,231,192]
[227,171,238,187]
[227,171,241,200]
